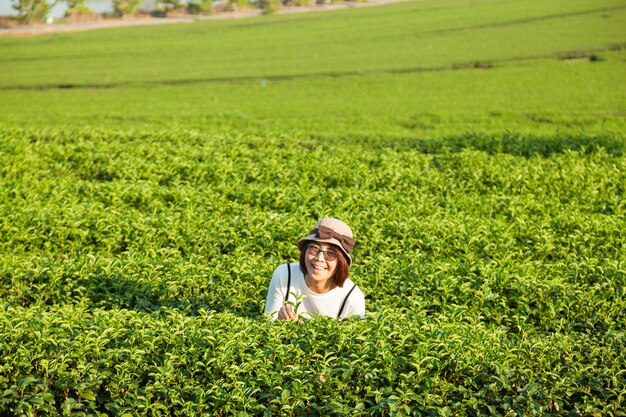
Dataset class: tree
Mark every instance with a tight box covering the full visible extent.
[64,0,85,6]
[259,0,280,14]
[157,0,184,15]
[187,0,213,15]
[111,0,142,17]
[64,0,95,17]
[225,0,250,11]
[12,0,59,23]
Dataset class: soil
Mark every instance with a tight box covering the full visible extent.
[0,0,408,37]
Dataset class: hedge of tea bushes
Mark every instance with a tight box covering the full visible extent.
[0,127,624,415]
[2,305,624,416]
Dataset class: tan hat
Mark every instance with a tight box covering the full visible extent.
[297,218,356,265]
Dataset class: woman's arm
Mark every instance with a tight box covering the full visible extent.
[264,264,300,321]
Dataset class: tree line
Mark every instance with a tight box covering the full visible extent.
[8,0,367,23]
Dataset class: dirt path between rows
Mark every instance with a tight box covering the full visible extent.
[0,0,409,37]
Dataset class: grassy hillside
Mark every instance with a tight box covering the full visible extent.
[0,0,624,137]
[1,0,625,85]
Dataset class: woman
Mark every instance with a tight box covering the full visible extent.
[264,217,365,320]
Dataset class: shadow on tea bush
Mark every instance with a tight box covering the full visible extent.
[411,132,625,157]
[79,272,262,318]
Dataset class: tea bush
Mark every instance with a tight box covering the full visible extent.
[1,127,624,415]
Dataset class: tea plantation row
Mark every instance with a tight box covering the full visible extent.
[1,128,624,415]
[1,0,624,138]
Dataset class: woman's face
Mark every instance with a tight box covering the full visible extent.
[304,242,338,286]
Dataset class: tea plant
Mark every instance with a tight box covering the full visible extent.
[0,127,624,415]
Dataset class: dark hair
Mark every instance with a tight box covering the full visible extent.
[299,242,350,288]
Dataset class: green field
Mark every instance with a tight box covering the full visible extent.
[1,0,625,137]
[1,0,625,415]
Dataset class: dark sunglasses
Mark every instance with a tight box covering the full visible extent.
[306,243,339,262]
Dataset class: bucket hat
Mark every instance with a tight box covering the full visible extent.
[297,218,356,266]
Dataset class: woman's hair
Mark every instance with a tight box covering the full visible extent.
[299,243,350,287]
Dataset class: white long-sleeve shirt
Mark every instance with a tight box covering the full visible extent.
[263,262,365,320]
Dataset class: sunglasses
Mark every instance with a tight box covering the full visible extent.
[306,243,339,262]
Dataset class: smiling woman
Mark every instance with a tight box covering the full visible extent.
[263,218,365,321]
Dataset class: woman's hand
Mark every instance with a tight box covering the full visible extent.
[277,303,299,321]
